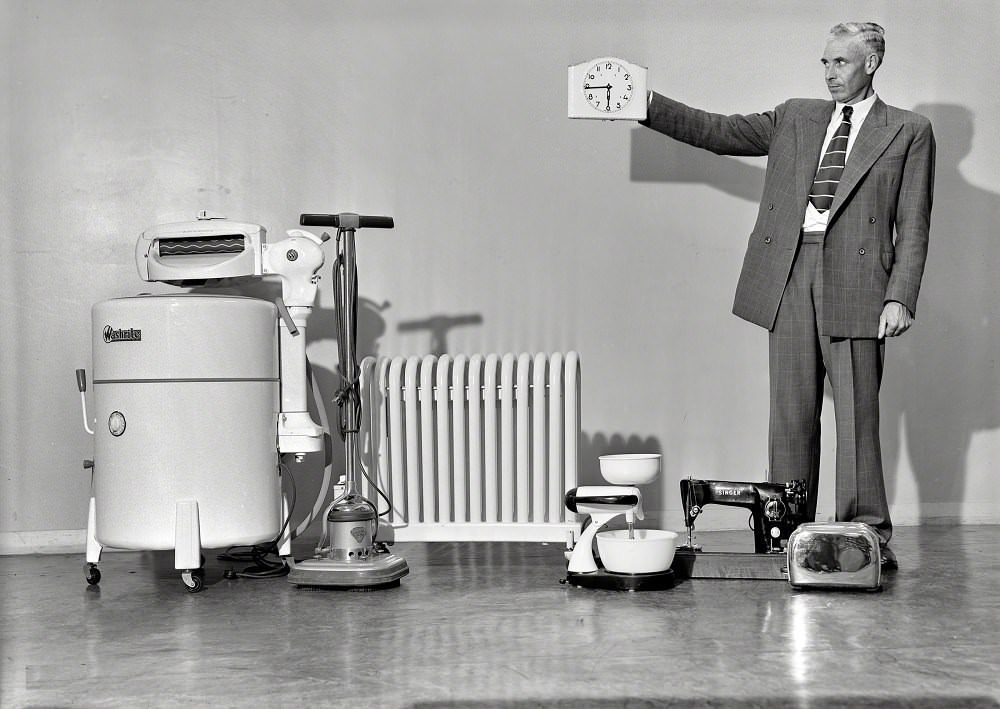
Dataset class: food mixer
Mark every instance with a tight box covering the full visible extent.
[562,454,678,591]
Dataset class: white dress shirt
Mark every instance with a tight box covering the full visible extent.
[802,93,878,232]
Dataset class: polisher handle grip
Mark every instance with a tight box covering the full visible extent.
[76,368,87,392]
[300,213,395,229]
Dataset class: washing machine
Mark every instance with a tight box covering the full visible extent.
[87,294,283,589]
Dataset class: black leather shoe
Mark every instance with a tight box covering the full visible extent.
[880,546,898,571]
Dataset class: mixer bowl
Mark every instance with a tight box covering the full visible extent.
[599,453,661,485]
[596,529,678,574]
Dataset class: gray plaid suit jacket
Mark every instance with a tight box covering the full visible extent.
[642,92,935,338]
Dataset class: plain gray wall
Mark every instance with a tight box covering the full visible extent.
[2,0,998,544]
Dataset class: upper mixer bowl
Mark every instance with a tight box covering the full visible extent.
[599,453,661,485]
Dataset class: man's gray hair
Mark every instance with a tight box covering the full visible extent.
[830,22,885,61]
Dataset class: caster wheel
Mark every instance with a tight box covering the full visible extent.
[181,569,205,593]
[85,564,101,586]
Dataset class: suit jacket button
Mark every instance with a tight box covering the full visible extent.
[858,248,866,255]
[869,217,877,223]
[768,203,774,210]
[764,236,771,244]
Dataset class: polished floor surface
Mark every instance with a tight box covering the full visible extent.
[2,525,999,708]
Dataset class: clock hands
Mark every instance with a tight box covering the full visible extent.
[583,83,614,110]
[572,59,640,118]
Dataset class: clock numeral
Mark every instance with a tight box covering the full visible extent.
[624,73,630,80]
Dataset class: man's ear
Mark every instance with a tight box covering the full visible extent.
[865,53,881,75]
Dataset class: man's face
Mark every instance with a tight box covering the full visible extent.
[821,35,875,104]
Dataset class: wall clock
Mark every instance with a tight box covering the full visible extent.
[568,57,648,120]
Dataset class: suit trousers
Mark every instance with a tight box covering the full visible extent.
[767,233,892,544]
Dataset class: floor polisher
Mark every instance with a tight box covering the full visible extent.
[287,213,409,590]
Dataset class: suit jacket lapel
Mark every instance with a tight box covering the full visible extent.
[796,102,833,204]
[828,98,902,221]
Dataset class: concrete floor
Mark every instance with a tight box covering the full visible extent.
[2,526,999,708]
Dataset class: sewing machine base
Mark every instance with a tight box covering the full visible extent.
[671,548,788,580]
[563,567,677,591]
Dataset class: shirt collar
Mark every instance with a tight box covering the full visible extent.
[835,93,877,126]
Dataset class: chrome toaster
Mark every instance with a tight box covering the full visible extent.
[786,522,882,591]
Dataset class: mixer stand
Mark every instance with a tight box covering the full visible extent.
[564,566,676,592]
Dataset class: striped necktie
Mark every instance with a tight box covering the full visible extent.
[809,105,853,212]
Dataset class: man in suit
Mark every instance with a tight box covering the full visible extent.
[640,22,935,567]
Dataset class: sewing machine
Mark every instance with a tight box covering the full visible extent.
[681,477,808,554]
[674,477,808,580]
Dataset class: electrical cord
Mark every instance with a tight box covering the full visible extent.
[332,227,393,519]
[332,227,362,442]
[217,461,297,578]
[359,457,393,519]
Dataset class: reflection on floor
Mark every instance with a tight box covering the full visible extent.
[2,526,999,708]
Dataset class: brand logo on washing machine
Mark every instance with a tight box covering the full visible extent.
[103,325,142,343]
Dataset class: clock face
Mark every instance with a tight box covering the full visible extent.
[583,60,634,113]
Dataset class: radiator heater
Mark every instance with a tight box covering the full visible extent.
[358,352,581,542]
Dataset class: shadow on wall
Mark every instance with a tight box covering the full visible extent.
[305,296,391,397]
[626,104,1000,521]
[398,313,484,356]
[630,124,765,200]
[880,104,1000,521]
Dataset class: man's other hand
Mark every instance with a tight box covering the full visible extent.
[878,301,913,338]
